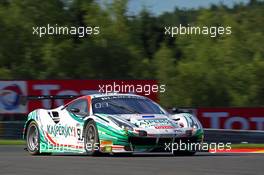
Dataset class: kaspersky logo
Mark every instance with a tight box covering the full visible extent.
[0,83,24,111]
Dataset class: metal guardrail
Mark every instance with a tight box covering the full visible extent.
[0,121,264,143]
[205,128,264,133]
[204,129,264,144]
[0,121,24,139]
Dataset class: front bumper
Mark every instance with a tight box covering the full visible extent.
[100,135,203,153]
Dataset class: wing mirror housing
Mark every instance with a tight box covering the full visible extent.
[70,108,80,113]
[172,107,180,114]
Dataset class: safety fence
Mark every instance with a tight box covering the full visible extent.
[0,121,24,139]
[204,128,264,144]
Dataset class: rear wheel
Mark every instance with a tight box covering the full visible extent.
[84,120,101,156]
[26,121,40,155]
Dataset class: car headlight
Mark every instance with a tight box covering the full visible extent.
[171,113,203,129]
[108,116,133,131]
[190,116,203,129]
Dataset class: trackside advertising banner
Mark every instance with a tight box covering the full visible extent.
[196,108,264,130]
[0,81,27,114]
[0,80,159,114]
[1,80,264,130]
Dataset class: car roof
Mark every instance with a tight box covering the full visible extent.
[65,93,146,106]
[89,93,144,99]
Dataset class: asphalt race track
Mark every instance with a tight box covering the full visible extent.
[0,146,263,175]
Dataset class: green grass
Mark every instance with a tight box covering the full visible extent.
[0,139,26,145]
[231,143,264,148]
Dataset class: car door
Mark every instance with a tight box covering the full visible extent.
[48,98,89,152]
[65,99,88,144]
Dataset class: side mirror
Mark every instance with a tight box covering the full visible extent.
[172,107,179,114]
[70,108,80,113]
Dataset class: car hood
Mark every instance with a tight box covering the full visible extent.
[106,114,191,136]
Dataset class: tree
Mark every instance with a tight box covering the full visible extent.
[153,44,176,106]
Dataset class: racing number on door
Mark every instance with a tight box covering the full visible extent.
[77,128,84,141]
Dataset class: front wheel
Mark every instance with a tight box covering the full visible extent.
[26,121,40,155]
[84,120,101,156]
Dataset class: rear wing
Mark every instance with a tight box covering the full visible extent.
[19,90,103,105]
[18,91,130,107]
[19,95,80,106]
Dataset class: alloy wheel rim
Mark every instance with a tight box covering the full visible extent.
[86,125,96,150]
[28,125,38,151]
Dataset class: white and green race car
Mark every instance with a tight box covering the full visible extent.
[23,93,204,156]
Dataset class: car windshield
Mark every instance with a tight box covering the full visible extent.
[92,95,165,115]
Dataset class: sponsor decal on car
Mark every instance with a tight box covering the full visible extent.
[154,126,174,129]
[47,124,76,138]
[136,119,174,128]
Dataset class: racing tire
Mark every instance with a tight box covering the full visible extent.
[26,121,40,155]
[84,120,101,156]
